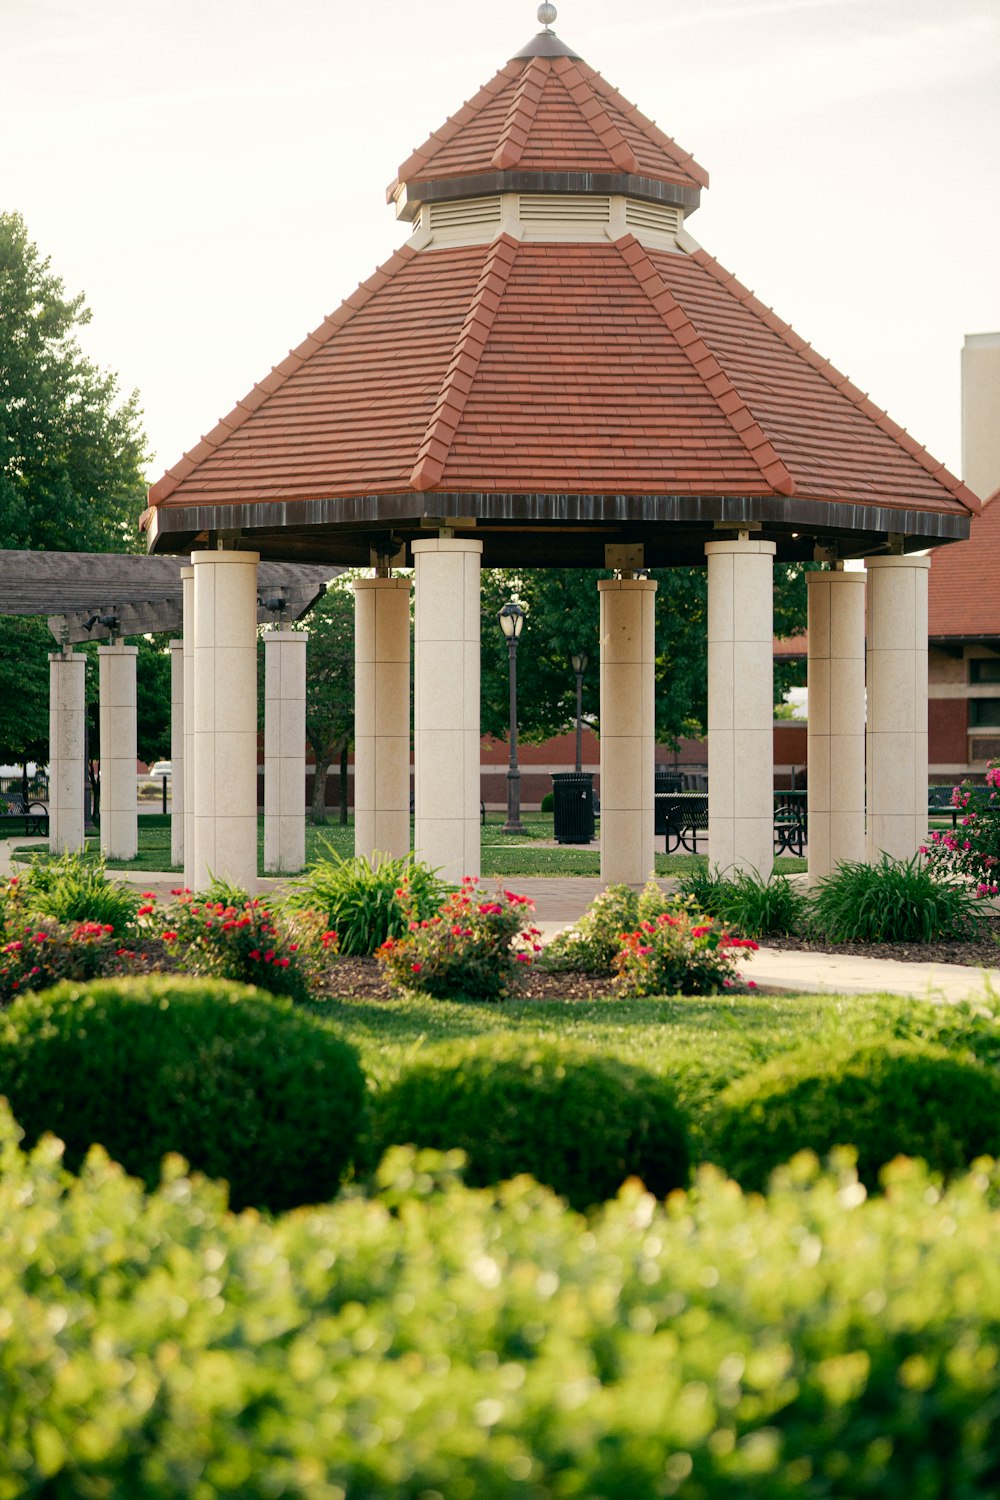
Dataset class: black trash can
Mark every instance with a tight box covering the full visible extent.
[654,770,684,835]
[551,772,595,844]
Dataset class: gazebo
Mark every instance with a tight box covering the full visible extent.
[143,6,978,891]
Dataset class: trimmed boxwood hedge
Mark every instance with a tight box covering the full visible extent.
[710,1039,1000,1190]
[0,975,366,1212]
[373,1033,690,1208]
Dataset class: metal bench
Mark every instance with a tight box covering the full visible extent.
[0,796,49,837]
[657,792,808,857]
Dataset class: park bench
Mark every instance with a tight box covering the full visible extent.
[0,796,49,837]
[656,792,808,858]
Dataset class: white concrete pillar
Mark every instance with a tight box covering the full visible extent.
[98,642,138,860]
[865,554,930,862]
[48,648,86,853]
[354,576,411,862]
[412,537,482,884]
[598,576,657,885]
[181,565,195,888]
[169,639,185,868]
[191,550,260,893]
[264,627,308,874]
[807,569,866,879]
[705,538,776,877]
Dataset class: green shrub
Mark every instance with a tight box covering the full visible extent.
[678,866,806,936]
[7,1124,1000,1496]
[539,790,554,813]
[374,1033,689,1208]
[0,975,365,1211]
[614,907,759,996]
[541,882,641,971]
[810,853,986,944]
[710,1039,1000,1190]
[285,849,450,954]
[11,850,141,932]
[378,879,538,1001]
[0,915,138,1007]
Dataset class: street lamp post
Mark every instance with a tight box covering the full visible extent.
[499,602,527,834]
[571,650,588,773]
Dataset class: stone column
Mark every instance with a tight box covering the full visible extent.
[598,576,657,885]
[264,627,308,874]
[181,565,195,889]
[169,639,185,869]
[98,642,138,860]
[48,648,86,853]
[705,538,776,877]
[412,537,482,884]
[191,550,260,893]
[865,554,930,862]
[354,576,411,862]
[806,569,866,879]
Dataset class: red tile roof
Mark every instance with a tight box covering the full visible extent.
[388,52,707,200]
[929,492,1000,638]
[148,234,977,517]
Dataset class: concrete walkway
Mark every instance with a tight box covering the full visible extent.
[2,845,998,1003]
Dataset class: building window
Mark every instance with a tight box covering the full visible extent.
[969,698,1000,728]
[969,658,1000,684]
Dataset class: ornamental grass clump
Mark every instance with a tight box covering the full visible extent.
[285,849,450,955]
[613,906,758,996]
[678,866,806,937]
[377,877,540,1001]
[922,760,1000,898]
[145,888,337,1004]
[12,849,140,932]
[810,853,985,945]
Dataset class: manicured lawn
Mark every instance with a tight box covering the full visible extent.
[12,812,807,877]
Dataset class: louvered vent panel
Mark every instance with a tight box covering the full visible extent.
[519,194,612,223]
[428,197,503,229]
[971,735,1000,762]
[625,199,681,235]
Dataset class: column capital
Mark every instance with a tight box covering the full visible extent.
[864,554,931,572]
[96,642,138,656]
[353,575,413,593]
[411,537,483,556]
[807,568,866,587]
[704,538,777,558]
[597,577,658,594]
[191,549,261,568]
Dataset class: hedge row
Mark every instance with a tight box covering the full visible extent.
[3,1121,1000,1497]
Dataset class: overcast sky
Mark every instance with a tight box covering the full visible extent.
[4,0,999,488]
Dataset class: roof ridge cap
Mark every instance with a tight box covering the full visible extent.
[688,246,981,517]
[147,244,420,507]
[614,234,795,497]
[580,61,709,189]
[410,234,520,492]
[551,55,640,174]
[493,55,549,170]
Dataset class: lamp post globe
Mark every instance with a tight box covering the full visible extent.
[498,602,527,834]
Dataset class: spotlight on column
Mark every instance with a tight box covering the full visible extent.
[498,602,527,835]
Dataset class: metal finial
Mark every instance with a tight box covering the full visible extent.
[537,2,557,31]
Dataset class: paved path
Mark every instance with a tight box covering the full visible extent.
[3,845,998,1003]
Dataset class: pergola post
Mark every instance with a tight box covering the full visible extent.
[181,564,195,889]
[354,576,411,863]
[412,537,482,884]
[190,550,260,893]
[169,638,184,868]
[705,538,776,877]
[98,642,139,860]
[48,647,86,853]
[806,568,866,879]
[865,554,930,862]
[263,626,308,874]
[599,576,657,885]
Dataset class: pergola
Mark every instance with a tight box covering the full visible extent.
[142,8,979,891]
[0,551,334,873]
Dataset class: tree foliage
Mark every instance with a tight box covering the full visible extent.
[0,212,148,553]
[299,582,355,825]
[481,564,813,747]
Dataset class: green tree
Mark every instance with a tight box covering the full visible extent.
[0,616,51,771]
[300,582,355,826]
[481,564,813,746]
[0,211,148,552]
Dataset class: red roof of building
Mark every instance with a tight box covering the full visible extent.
[388,50,708,205]
[145,28,978,534]
[929,491,1000,638]
[148,231,976,516]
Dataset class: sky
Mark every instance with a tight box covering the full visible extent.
[4,0,999,487]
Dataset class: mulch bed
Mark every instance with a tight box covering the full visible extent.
[318,955,617,1003]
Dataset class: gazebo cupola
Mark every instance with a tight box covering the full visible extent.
[144,5,978,892]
